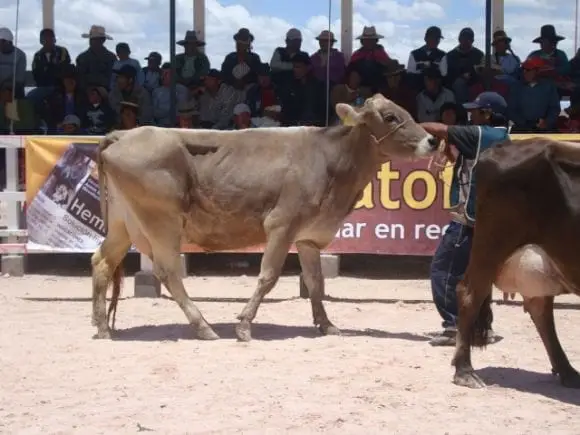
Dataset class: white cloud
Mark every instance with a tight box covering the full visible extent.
[0,0,577,74]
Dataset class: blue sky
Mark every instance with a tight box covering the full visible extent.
[1,0,577,68]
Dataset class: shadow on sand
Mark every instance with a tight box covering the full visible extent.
[110,322,431,343]
[478,366,580,406]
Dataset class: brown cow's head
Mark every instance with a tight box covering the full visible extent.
[335,94,437,160]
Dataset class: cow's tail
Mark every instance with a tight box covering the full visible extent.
[107,264,124,330]
[457,278,493,348]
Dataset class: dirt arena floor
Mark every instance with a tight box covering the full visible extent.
[1,256,579,434]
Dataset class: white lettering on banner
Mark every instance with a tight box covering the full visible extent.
[69,198,105,233]
[414,224,450,240]
[374,223,405,239]
[335,222,367,238]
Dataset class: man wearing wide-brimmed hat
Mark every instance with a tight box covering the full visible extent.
[407,26,447,90]
[527,24,571,78]
[348,26,391,89]
[76,25,117,91]
[491,30,520,83]
[175,30,210,87]
[221,28,263,90]
[416,65,455,122]
[310,30,346,85]
[380,60,416,117]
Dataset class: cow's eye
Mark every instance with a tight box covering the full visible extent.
[384,113,399,123]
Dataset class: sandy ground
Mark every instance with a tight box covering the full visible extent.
[1,274,579,435]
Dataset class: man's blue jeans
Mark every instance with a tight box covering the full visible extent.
[430,221,473,329]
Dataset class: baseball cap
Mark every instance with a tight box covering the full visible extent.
[204,69,222,79]
[62,114,81,126]
[459,27,475,40]
[116,42,130,52]
[425,26,443,39]
[233,103,251,115]
[145,51,162,61]
[463,91,507,114]
[0,27,14,42]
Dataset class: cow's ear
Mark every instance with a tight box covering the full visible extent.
[335,103,362,126]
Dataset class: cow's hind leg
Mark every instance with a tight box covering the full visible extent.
[91,222,131,339]
[151,246,219,341]
[236,227,292,342]
[296,240,339,335]
[525,296,580,388]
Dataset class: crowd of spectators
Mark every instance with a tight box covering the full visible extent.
[1,22,580,137]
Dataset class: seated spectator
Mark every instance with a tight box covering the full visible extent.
[445,27,484,104]
[407,26,447,90]
[41,64,87,133]
[0,28,26,98]
[379,60,417,117]
[0,80,37,134]
[469,56,510,102]
[491,30,520,83]
[348,26,391,90]
[310,30,346,86]
[111,42,144,90]
[76,25,117,91]
[232,103,252,129]
[251,104,282,127]
[29,28,71,105]
[557,92,580,132]
[245,63,280,117]
[152,62,189,127]
[108,64,153,126]
[142,51,163,94]
[508,57,560,133]
[416,66,455,122]
[177,99,199,129]
[198,69,243,130]
[81,85,115,135]
[279,52,327,127]
[528,25,570,78]
[56,114,82,135]
[221,28,262,91]
[117,100,139,130]
[175,30,210,86]
[330,65,372,116]
[439,101,465,125]
[270,28,309,88]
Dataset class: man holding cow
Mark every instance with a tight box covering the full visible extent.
[420,91,510,346]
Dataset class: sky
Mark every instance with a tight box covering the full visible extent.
[0,0,578,70]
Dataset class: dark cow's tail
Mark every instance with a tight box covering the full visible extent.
[457,279,494,348]
[472,294,493,348]
[107,264,124,330]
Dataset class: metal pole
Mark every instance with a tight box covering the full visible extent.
[194,0,206,53]
[42,0,55,30]
[169,0,177,126]
[484,0,492,91]
[575,0,579,53]
[340,0,353,62]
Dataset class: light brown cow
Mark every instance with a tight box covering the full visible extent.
[91,94,438,341]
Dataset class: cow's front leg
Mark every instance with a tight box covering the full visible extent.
[525,296,580,388]
[296,241,339,335]
[236,227,292,342]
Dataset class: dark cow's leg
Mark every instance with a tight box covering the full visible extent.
[236,227,292,342]
[296,241,340,336]
[525,296,580,388]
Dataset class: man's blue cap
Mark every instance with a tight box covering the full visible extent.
[463,91,507,114]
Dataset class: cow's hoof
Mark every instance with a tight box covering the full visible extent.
[235,321,252,342]
[93,329,111,340]
[319,324,341,336]
[453,370,486,389]
[196,325,220,341]
[560,370,580,388]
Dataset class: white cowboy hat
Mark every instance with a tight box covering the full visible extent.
[357,26,384,40]
[82,25,112,40]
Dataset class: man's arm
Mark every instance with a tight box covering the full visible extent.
[420,122,480,159]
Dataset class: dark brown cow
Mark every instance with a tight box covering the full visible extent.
[452,137,580,389]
